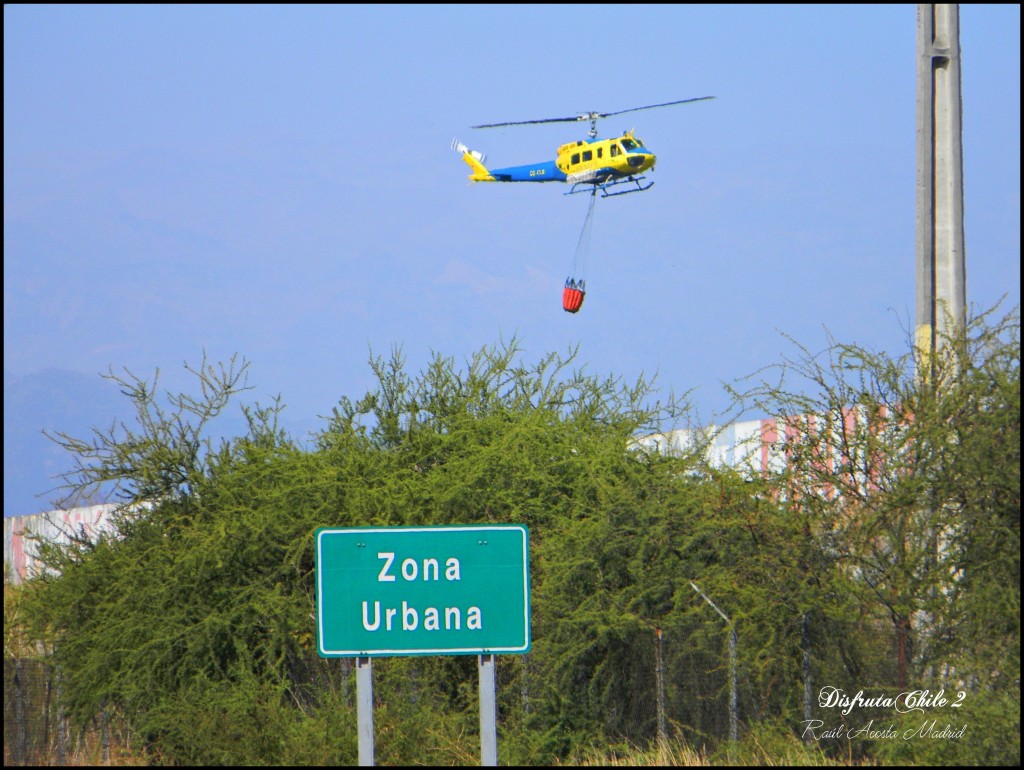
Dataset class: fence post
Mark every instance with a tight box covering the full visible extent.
[728,627,738,743]
[802,614,813,737]
[690,581,739,743]
[12,659,28,764]
[101,702,110,763]
[55,676,68,765]
[655,628,668,758]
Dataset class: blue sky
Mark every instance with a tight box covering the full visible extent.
[4,5,1020,452]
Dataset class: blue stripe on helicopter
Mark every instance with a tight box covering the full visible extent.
[488,160,567,183]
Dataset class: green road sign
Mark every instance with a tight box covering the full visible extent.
[316,525,530,657]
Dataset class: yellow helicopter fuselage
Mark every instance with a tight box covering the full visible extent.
[455,130,656,195]
[553,131,656,184]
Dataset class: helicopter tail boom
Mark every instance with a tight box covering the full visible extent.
[452,139,495,182]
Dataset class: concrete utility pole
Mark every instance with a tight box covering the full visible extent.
[916,3,967,371]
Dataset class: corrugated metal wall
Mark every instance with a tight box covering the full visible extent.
[632,418,783,476]
[4,504,117,584]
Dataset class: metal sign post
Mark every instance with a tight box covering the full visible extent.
[316,525,531,765]
[479,654,497,766]
[356,656,373,766]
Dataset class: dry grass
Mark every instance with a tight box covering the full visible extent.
[3,727,146,767]
[560,740,712,766]
[559,735,862,767]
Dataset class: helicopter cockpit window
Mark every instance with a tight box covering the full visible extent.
[610,144,621,157]
[621,138,637,151]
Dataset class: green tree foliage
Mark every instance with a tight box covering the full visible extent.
[43,352,260,508]
[17,307,1019,765]
[725,302,1020,763]
[23,339,692,763]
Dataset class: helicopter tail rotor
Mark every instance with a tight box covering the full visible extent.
[451,138,494,182]
[451,138,486,165]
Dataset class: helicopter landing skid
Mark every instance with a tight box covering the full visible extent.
[565,175,654,198]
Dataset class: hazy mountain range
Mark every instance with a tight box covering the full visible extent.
[4,367,130,517]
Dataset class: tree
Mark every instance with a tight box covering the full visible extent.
[726,302,1020,762]
[22,312,1016,765]
[43,352,262,509]
[23,339,696,764]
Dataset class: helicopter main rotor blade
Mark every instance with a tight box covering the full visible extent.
[598,96,716,119]
[471,96,715,130]
[472,116,588,129]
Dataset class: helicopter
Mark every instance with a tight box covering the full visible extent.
[452,96,714,197]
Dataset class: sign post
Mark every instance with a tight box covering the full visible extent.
[316,525,531,765]
[479,654,497,766]
[356,657,373,766]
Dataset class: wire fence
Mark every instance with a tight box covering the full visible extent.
[3,611,910,765]
[3,657,135,766]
